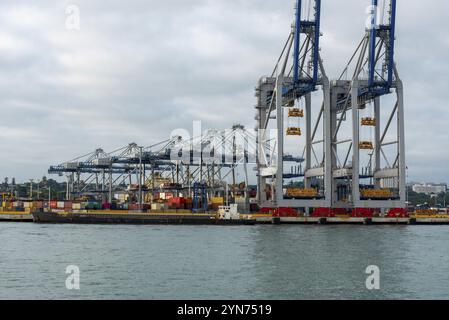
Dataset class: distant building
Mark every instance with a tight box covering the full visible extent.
[412,183,447,195]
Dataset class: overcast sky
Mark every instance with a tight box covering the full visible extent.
[0,0,447,183]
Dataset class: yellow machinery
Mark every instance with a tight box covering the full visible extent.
[360,188,394,199]
[411,210,449,219]
[287,104,303,136]
[211,197,224,205]
[288,108,304,118]
[287,127,302,136]
[361,117,376,126]
[286,188,318,198]
[1,193,14,209]
[359,141,374,150]
[75,196,91,202]
[1,192,13,201]
[415,209,439,215]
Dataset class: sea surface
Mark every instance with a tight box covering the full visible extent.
[1,223,449,300]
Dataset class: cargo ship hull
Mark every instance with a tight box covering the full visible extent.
[32,211,256,226]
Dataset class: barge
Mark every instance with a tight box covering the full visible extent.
[32,206,257,226]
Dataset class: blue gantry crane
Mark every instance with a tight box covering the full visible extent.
[256,0,406,215]
[329,0,406,211]
[256,0,330,209]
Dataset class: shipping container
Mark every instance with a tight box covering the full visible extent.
[2,201,13,209]
[13,201,24,208]
[34,201,44,209]
[151,203,167,211]
[159,192,174,200]
[87,202,101,210]
[211,197,224,204]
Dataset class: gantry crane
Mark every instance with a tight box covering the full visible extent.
[330,0,405,211]
[48,127,262,211]
[256,0,331,209]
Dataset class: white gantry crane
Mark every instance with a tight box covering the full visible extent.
[256,0,406,215]
[256,0,331,210]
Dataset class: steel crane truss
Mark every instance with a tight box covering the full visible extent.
[330,0,405,210]
[256,0,331,209]
[48,127,261,204]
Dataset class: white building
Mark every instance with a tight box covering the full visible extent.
[412,183,447,195]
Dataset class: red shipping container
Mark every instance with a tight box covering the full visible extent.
[387,208,409,218]
[352,208,374,218]
[332,208,349,216]
[168,200,184,210]
[64,201,72,209]
[312,208,335,217]
[275,207,298,218]
[169,197,186,206]
[50,201,58,209]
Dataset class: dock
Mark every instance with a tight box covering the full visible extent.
[0,211,34,222]
[1,209,449,226]
[269,216,449,225]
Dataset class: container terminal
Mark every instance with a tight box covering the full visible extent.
[1,0,448,226]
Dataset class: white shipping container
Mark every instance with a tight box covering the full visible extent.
[72,203,82,210]
[151,203,167,211]
[57,201,65,209]
[13,202,23,208]
[115,194,128,202]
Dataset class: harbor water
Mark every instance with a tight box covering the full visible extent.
[1,223,449,299]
